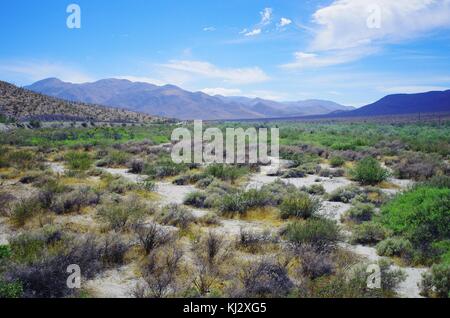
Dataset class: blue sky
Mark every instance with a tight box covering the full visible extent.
[1,0,450,106]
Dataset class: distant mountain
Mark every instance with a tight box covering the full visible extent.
[329,90,450,118]
[26,78,352,120]
[345,90,450,117]
[0,80,157,123]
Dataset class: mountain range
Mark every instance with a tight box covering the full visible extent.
[0,80,157,123]
[26,78,354,120]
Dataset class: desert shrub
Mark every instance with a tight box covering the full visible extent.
[5,237,106,298]
[51,187,100,214]
[172,175,190,185]
[0,280,23,298]
[327,185,361,203]
[134,223,172,255]
[107,178,138,194]
[0,245,12,260]
[342,203,375,224]
[9,233,48,264]
[105,150,130,166]
[237,229,276,253]
[157,204,194,230]
[313,259,405,298]
[280,193,321,219]
[65,151,92,171]
[100,236,129,267]
[282,168,306,178]
[205,164,248,183]
[284,218,340,251]
[376,238,414,259]
[381,186,450,261]
[37,179,68,209]
[420,263,450,298]
[98,197,150,231]
[351,157,389,185]
[295,244,334,279]
[197,213,221,227]
[11,197,41,227]
[0,192,15,217]
[191,232,232,296]
[136,244,183,298]
[239,260,293,297]
[302,184,326,196]
[393,152,442,181]
[218,189,270,215]
[145,161,188,179]
[195,176,215,189]
[138,180,155,193]
[183,191,207,208]
[6,150,36,169]
[128,159,145,174]
[330,156,345,167]
[319,168,344,178]
[351,222,388,245]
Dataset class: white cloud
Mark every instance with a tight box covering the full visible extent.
[278,18,292,28]
[245,29,262,37]
[203,26,216,32]
[240,7,273,37]
[201,87,242,96]
[281,47,378,69]
[160,60,270,84]
[283,0,450,70]
[0,60,94,84]
[378,85,450,94]
[114,75,167,86]
[260,8,273,26]
[311,0,450,51]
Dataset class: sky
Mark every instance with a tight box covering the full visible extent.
[1,0,450,106]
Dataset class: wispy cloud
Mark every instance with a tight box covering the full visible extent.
[114,75,167,86]
[278,18,292,28]
[203,26,216,32]
[244,29,262,37]
[240,7,273,37]
[160,60,270,84]
[201,87,242,96]
[0,60,94,84]
[281,47,378,69]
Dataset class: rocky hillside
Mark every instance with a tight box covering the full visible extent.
[0,80,158,123]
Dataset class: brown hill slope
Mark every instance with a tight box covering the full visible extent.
[0,80,158,123]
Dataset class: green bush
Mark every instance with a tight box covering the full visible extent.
[0,280,23,298]
[218,189,272,215]
[98,197,149,231]
[284,218,340,251]
[342,203,375,223]
[420,263,450,298]
[351,222,388,245]
[351,157,389,185]
[280,193,321,219]
[376,238,414,259]
[65,151,92,171]
[205,164,248,183]
[184,191,207,208]
[330,156,345,167]
[7,150,35,169]
[0,245,11,260]
[380,186,450,259]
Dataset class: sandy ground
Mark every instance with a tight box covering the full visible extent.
[85,265,140,298]
[0,217,11,245]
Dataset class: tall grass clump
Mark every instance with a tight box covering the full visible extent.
[351,157,388,185]
[65,151,92,171]
[280,193,321,219]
